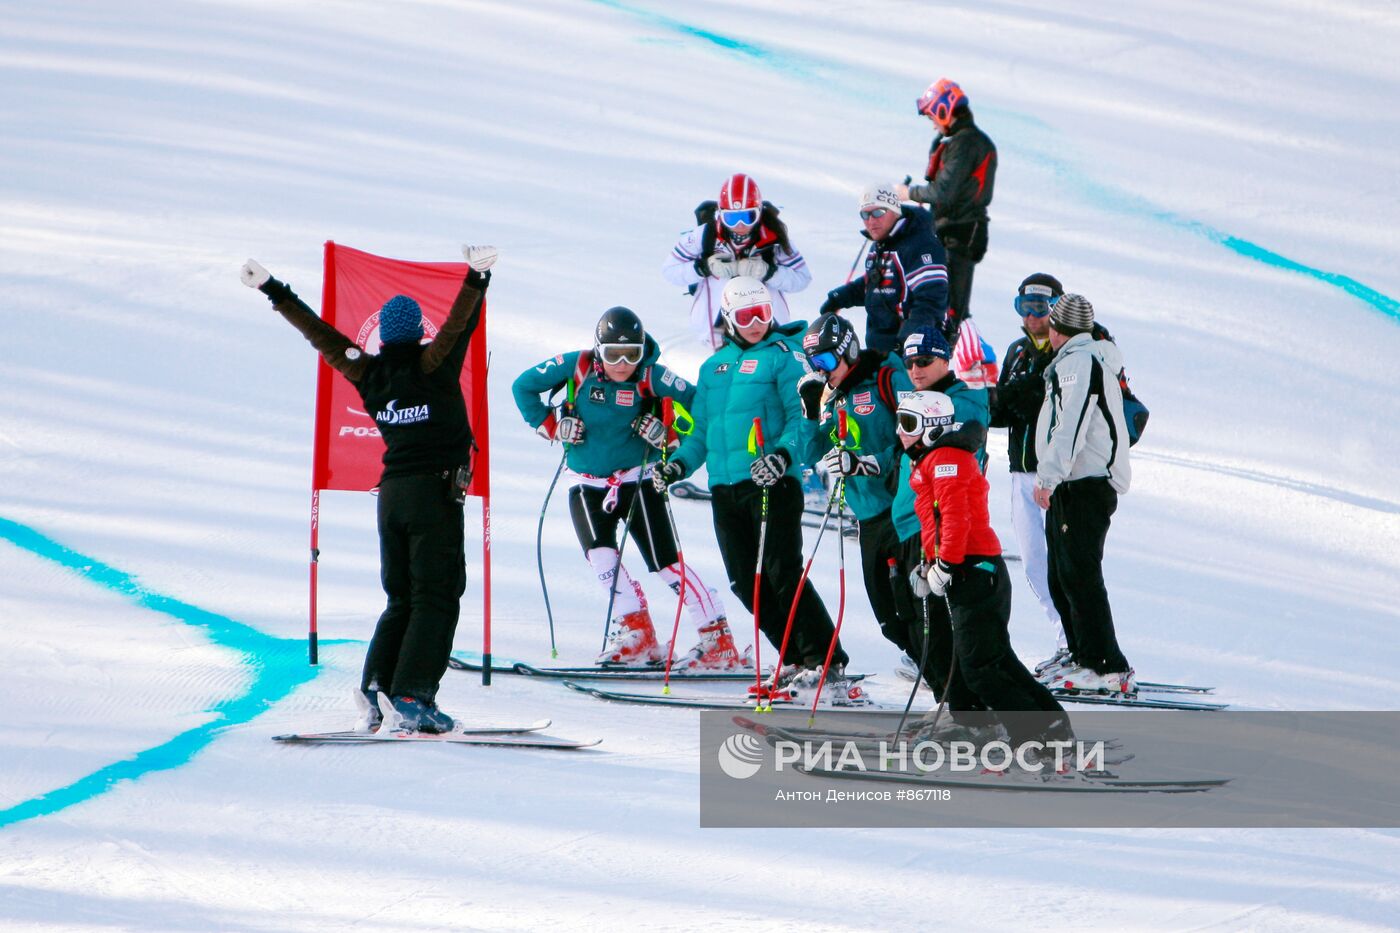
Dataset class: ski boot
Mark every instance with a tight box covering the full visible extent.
[353,689,383,733]
[1053,665,1136,695]
[378,694,456,734]
[597,608,665,667]
[676,619,751,671]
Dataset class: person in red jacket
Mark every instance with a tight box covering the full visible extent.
[899,390,1068,747]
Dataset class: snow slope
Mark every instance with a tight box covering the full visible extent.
[3,1,1400,929]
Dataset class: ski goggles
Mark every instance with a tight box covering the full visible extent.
[896,411,925,436]
[597,343,644,365]
[728,302,773,329]
[859,208,892,221]
[807,350,840,373]
[720,208,759,227]
[1014,293,1057,318]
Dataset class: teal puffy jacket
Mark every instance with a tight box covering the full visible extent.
[511,336,695,477]
[674,321,814,487]
[891,375,989,542]
[801,351,913,522]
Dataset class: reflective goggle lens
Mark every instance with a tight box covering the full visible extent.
[731,303,773,328]
[897,411,923,436]
[807,350,839,373]
[720,208,759,227]
[860,208,891,221]
[1014,294,1056,318]
[598,343,643,365]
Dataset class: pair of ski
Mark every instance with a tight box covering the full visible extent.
[449,652,761,682]
[272,718,600,750]
[734,717,1228,794]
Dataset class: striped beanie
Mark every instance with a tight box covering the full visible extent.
[1048,293,1094,336]
[378,295,424,345]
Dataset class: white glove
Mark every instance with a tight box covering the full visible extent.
[652,460,684,493]
[735,257,771,280]
[461,245,498,271]
[240,259,270,289]
[557,416,585,445]
[707,255,737,279]
[821,446,880,478]
[911,559,954,598]
[749,451,790,487]
[909,564,932,599]
[633,413,668,451]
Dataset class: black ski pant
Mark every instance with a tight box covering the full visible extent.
[945,248,978,324]
[945,555,1068,745]
[361,471,466,705]
[1045,476,1130,673]
[858,509,916,652]
[568,481,678,572]
[894,535,982,711]
[710,477,847,668]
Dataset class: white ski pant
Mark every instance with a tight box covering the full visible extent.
[1009,471,1063,638]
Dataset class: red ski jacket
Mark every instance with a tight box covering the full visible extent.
[909,443,1001,565]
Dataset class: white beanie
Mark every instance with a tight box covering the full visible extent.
[859,183,903,215]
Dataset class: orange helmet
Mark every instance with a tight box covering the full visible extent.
[915,79,967,129]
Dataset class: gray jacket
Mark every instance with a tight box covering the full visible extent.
[1034,332,1131,495]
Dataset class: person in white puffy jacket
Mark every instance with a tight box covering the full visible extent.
[663,173,811,349]
[1032,293,1135,696]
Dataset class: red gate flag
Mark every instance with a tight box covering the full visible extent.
[313,241,489,495]
[305,241,492,675]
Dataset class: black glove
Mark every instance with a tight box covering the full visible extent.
[652,459,685,493]
[749,450,791,487]
[467,268,491,289]
[818,291,844,316]
[263,279,293,304]
[797,371,826,421]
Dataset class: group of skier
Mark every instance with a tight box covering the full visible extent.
[243,77,1139,742]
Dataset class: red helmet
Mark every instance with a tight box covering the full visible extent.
[717,173,763,228]
[915,78,967,129]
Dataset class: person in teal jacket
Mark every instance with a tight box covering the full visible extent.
[513,307,743,670]
[797,313,924,668]
[889,324,989,714]
[655,278,858,700]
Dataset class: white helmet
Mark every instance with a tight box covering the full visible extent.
[896,391,957,445]
[719,276,775,332]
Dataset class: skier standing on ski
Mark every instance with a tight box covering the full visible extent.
[654,277,857,698]
[663,173,812,350]
[888,326,989,714]
[1033,294,1135,694]
[818,184,949,356]
[901,391,1069,747]
[989,274,1066,668]
[239,246,495,734]
[511,308,744,669]
[895,78,996,332]
[796,314,919,673]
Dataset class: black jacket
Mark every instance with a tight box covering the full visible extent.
[269,275,485,481]
[909,110,996,250]
[989,330,1054,473]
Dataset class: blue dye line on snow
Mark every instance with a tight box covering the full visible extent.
[593,1,1400,322]
[0,516,351,829]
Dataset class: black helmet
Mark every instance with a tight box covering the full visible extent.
[802,313,860,373]
[595,306,646,366]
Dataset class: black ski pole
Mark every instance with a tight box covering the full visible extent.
[536,378,574,658]
[895,553,933,738]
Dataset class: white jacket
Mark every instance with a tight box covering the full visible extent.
[1035,332,1132,495]
[662,223,811,349]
